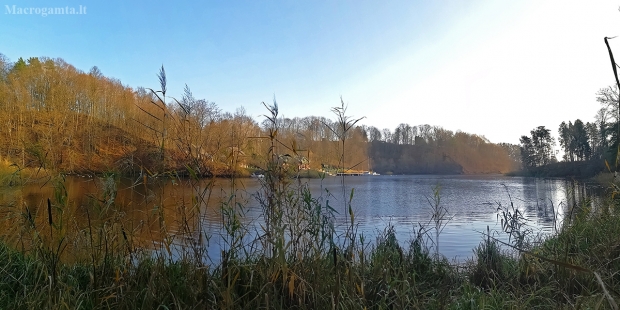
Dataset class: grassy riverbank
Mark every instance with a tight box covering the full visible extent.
[0,173,619,309]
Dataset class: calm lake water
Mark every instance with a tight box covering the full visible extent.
[0,174,606,262]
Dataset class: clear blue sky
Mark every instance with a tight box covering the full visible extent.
[2,0,620,144]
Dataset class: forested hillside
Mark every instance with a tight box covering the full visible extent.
[368,131,519,175]
[0,54,518,176]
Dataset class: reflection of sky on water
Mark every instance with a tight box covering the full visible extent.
[0,175,607,263]
[301,175,606,261]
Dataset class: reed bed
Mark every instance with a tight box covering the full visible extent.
[1,185,619,309]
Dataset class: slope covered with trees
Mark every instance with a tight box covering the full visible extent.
[0,54,516,176]
[366,126,519,175]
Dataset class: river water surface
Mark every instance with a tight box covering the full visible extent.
[0,174,606,262]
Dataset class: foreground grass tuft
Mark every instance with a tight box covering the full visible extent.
[0,197,619,309]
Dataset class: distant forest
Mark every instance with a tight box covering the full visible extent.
[513,85,618,178]
[0,55,520,176]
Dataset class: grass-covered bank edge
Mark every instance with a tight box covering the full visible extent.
[0,172,620,309]
[1,184,620,309]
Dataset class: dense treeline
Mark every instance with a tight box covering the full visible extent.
[519,126,556,169]
[518,85,618,176]
[0,54,516,176]
[367,128,519,174]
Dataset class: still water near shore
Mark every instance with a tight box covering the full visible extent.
[0,174,606,262]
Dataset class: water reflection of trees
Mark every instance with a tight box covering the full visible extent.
[519,178,605,231]
[0,175,609,263]
[0,176,263,262]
